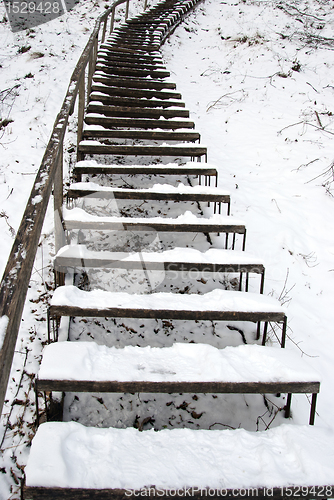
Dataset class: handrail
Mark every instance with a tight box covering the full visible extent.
[0,0,149,415]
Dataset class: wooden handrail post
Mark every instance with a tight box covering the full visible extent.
[125,0,129,19]
[101,16,108,43]
[77,71,85,163]
[110,6,115,33]
[54,140,64,252]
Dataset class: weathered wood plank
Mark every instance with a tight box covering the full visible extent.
[86,103,189,118]
[85,115,195,129]
[66,188,227,203]
[77,144,206,157]
[49,305,283,323]
[37,379,320,395]
[95,64,170,79]
[22,485,334,500]
[92,74,176,90]
[82,129,199,141]
[91,83,182,99]
[89,93,185,108]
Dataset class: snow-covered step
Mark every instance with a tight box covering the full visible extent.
[73,160,218,185]
[24,423,334,497]
[92,73,177,90]
[63,209,246,248]
[49,287,287,345]
[84,113,196,130]
[95,62,170,79]
[88,92,186,109]
[86,102,190,119]
[36,342,320,424]
[82,128,200,142]
[67,181,229,212]
[91,82,182,100]
[78,141,207,160]
[54,246,265,292]
[96,55,166,71]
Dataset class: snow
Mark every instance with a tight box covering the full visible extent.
[55,244,263,265]
[38,342,320,383]
[0,316,9,351]
[51,285,284,313]
[69,181,228,195]
[63,207,244,225]
[25,422,334,489]
[75,159,217,171]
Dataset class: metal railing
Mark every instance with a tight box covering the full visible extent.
[0,0,150,415]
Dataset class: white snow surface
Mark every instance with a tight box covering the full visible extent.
[69,181,229,195]
[25,422,334,489]
[75,159,217,171]
[0,316,9,351]
[55,244,263,265]
[38,342,320,383]
[51,285,284,313]
[63,207,244,225]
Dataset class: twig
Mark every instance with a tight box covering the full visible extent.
[306,82,319,93]
[206,90,245,112]
[315,111,323,128]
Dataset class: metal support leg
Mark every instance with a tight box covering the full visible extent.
[309,393,318,425]
[281,317,287,348]
[35,382,40,428]
[262,322,268,345]
[284,393,292,419]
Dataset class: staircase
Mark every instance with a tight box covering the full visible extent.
[22,0,331,498]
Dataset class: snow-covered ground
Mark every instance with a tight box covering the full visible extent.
[1,0,334,497]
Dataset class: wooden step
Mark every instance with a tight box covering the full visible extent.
[89,92,185,108]
[82,128,200,142]
[77,142,207,159]
[73,160,218,185]
[36,342,320,424]
[63,209,244,247]
[67,181,228,209]
[85,114,195,130]
[99,44,161,59]
[86,103,189,119]
[97,52,163,66]
[91,82,182,100]
[95,63,170,79]
[54,246,265,292]
[23,423,334,498]
[96,56,166,71]
[92,74,176,90]
[49,286,284,327]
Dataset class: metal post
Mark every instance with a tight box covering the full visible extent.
[309,393,317,425]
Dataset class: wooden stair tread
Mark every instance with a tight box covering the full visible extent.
[37,342,320,394]
[86,102,190,118]
[85,114,196,129]
[24,423,333,496]
[82,129,200,141]
[77,142,207,157]
[89,92,186,108]
[54,245,264,274]
[92,74,176,90]
[63,208,245,233]
[73,160,217,177]
[91,82,182,99]
[49,286,284,322]
[67,181,228,201]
